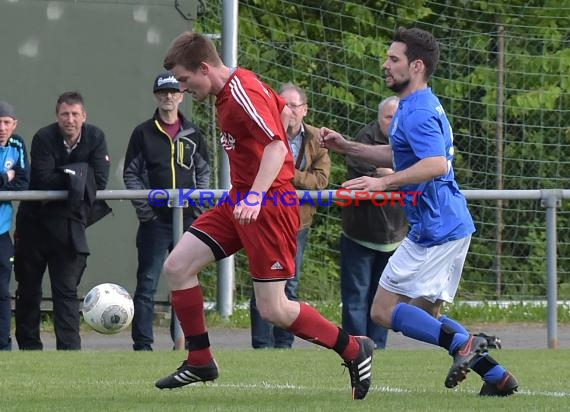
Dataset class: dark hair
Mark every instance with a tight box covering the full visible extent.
[393,27,440,80]
[56,91,84,113]
[163,32,222,72]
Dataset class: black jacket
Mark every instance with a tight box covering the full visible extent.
[123,110,210,222]
[342,121,408,244]
[17,122,111,254]
[41,162,111,254]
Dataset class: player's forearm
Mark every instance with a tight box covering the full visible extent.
[249,140,288,194]
[382,156,447,189]
[345,142,393,168]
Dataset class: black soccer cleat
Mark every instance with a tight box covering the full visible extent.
[474,332,502,350]
[342,336,374,400]
[155,359,219,389]
[479,371,518,397]
[445,335,488,389]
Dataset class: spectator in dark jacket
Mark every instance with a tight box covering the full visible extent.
[340,96,408,349]
[14,91,111,350]
[0,101,29,351]
[123,71,210,351]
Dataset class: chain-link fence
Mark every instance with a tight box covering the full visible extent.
[189,1,570,304]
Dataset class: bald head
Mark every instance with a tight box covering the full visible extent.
[378,96,399,137]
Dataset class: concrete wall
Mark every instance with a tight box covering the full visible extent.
[1,0,198,303]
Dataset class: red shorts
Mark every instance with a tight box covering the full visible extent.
[190,185,299,281]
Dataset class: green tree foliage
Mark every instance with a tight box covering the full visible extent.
[192,0,569,302]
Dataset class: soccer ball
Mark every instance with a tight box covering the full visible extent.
[82,283,134,334]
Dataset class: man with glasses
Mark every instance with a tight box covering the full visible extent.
[249,82,330,349]
[123,71,210,351]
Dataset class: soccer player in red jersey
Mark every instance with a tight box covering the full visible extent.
[154,32,374,400]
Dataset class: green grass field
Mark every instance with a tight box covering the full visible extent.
[1,348,568,411]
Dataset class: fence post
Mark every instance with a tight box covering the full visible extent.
[541,189,561,349]
[215,0,239,319]
[169,189,186,350]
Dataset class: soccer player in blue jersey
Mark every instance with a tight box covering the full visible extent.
[321,27,518,396]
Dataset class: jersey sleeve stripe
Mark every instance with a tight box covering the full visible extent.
[229,76,276,140]
[8,137,26,168]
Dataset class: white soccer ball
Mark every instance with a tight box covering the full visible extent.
[82,283,134,335]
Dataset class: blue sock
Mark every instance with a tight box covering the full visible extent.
[391,303,448,346]
[439,315,469,335]
[449,334,470,355]
[473,355,508,384]
[438,315,471,354]
[391,303,470,353]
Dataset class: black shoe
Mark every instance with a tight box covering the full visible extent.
[342,336,374,400]
[474,332,502,349]
[155,360,219,389]
[133,344,153,351]
[445,335,488,389]
[479,372,518,396]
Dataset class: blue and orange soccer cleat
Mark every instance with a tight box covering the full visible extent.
[445,335,488,388]
[479,371,518,396]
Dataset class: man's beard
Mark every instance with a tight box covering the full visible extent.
[387,78,410,94]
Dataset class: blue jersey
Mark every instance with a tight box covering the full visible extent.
[389,88,475,246]
[0,135,29,234]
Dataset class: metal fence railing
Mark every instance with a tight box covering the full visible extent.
[3,188,569,349]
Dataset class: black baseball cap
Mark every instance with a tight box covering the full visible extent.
[153,71,181,93]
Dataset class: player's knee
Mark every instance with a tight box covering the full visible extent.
[370,309,382,326]
[256,302,284,326]
[370,304,390,328]
[163,255,185,282]
[256,303,275,323]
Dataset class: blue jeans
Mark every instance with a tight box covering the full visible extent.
[0,232,13,351]
[340,234,392,349]
[250,228,309,348]
[132,219,185,351]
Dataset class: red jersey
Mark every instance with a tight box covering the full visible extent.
[216,67,295,191]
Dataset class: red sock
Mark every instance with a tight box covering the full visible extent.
[288,302,360,360]
[171,286,213,366]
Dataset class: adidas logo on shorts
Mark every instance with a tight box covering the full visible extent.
[270,261,284,270]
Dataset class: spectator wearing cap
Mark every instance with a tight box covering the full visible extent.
[0,101,29,351]
[123,71,210,351]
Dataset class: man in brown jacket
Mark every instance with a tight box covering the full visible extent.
[250,82,331,348]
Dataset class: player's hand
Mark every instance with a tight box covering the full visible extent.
[342,176,387,192]
[233,192,262,225]
[6,169,15,182]
[319,127,350,154]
